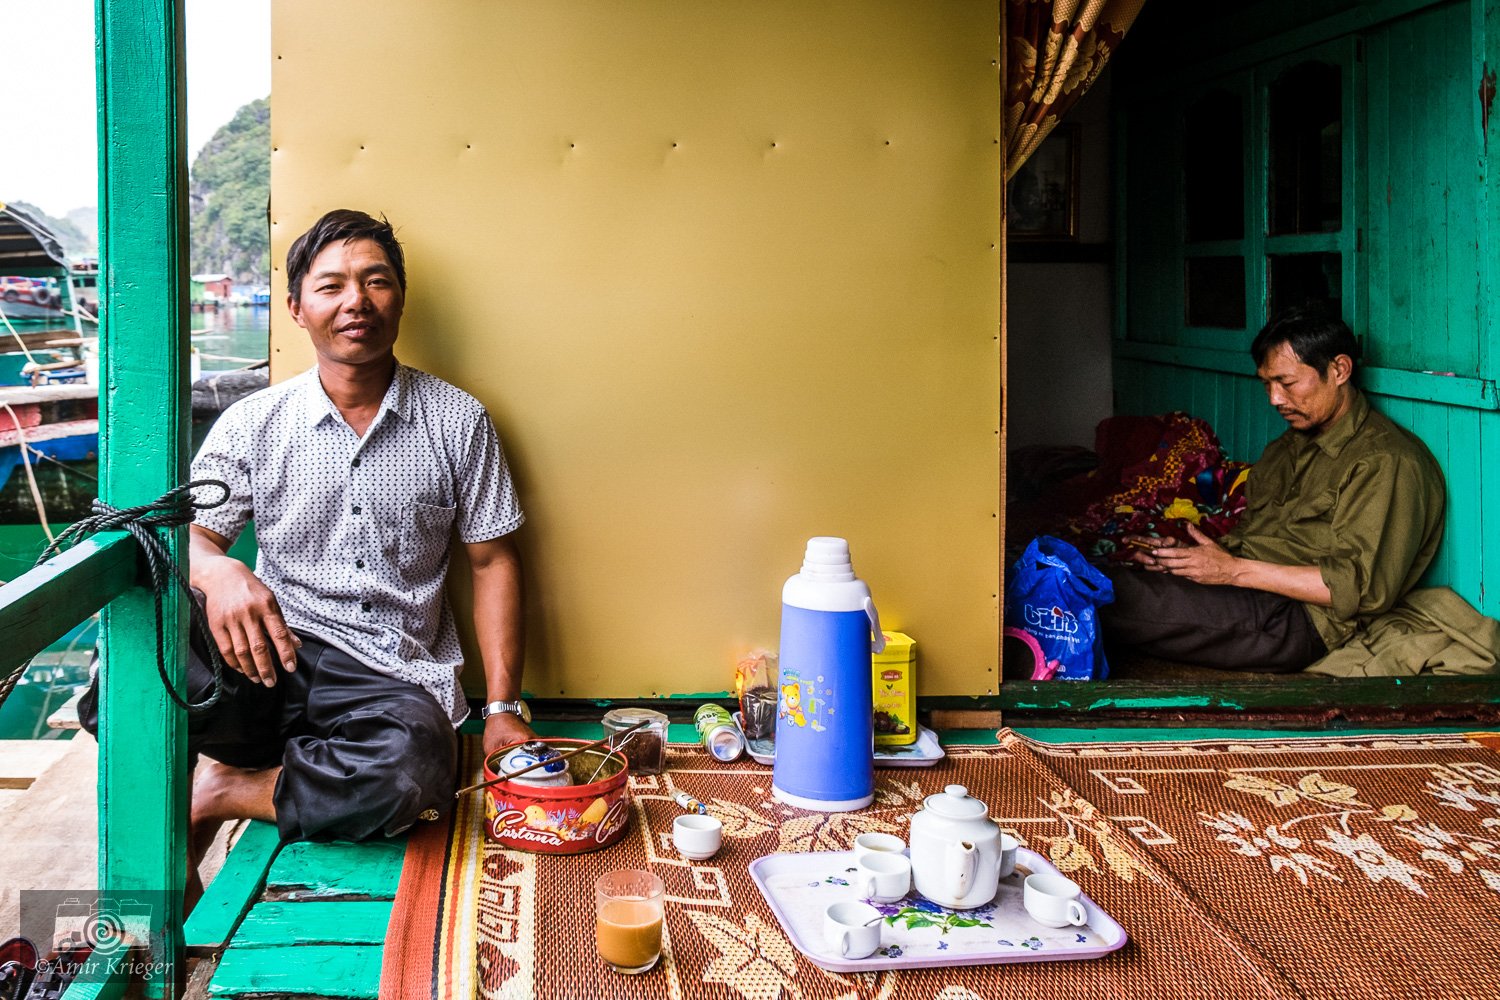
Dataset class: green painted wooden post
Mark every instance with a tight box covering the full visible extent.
[74,1,192,996]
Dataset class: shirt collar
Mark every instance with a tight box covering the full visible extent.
[302,362,412,427]
[1309,387,1369,457]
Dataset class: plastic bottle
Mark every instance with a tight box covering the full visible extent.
[771,537,885,811]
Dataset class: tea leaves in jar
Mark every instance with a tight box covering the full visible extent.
[601,708,669,775]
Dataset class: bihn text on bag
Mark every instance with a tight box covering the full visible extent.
[1004,536,1115,681]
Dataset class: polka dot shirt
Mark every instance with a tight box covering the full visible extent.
[191,363,525,725]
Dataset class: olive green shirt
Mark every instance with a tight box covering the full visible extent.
[1223,389,1446,651]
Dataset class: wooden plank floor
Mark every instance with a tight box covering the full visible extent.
[198,720,1487,998]
[205,839,401,999]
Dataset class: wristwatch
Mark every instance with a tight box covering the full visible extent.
[480,699,532,724]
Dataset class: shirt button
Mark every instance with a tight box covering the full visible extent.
[352,505,362,514]
[352,458,361,468]
[361,601,372,612]
[355,559,365,569]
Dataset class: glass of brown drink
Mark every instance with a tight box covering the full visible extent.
[595,870,665,974]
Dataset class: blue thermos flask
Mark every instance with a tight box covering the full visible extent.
[772,537,885,812]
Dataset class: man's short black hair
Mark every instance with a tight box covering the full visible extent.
[286,209,406,305]
[1250,302,1362,374]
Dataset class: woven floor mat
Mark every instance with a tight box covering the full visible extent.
[382,730,1500,999]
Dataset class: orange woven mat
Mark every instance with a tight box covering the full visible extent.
[382,730,1500,999]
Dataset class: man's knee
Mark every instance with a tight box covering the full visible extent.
[351,707,457,807]
[279,705,457,840]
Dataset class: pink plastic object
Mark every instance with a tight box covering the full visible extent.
[1003,627,1056,681]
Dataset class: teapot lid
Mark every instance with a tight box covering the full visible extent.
[923,784,989,820]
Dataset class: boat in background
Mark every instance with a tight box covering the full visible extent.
[0,203,268,525]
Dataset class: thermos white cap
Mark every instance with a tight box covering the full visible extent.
[801,536,856,582]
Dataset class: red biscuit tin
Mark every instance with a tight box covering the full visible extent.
[482,738,632,854]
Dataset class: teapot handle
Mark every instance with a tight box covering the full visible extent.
[946,840,978,902]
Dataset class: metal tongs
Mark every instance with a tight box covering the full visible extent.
[454,719,649,797]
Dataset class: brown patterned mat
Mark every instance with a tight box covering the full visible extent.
[382,730,1500,999]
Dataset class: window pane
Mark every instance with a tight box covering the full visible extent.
[1269,61,1342,235]
[1186,256,1246,328]
[1268,253,1342,317]
[1184,90,1244,241]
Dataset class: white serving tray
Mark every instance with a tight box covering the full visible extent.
[748,848,1126,973]
[735,714,946,768]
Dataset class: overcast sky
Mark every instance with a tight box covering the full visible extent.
[0,0,271,218]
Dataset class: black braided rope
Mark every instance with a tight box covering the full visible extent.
[0,480,234,714]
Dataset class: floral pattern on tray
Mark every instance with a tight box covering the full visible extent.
[750,849,1124,971]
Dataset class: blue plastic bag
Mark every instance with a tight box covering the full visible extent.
[1005,536,1115,681]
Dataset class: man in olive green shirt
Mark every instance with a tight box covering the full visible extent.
[1102,305,1446,672]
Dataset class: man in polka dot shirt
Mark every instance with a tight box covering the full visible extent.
[86,210,532,895]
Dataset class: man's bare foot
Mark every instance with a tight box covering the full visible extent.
[186,758,280,914]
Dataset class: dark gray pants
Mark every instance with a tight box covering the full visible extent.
[81,631,457,843]
[1100,567,1328,673]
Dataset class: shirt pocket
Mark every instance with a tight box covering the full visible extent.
[399,501,457,588]
[1286,487,1337,548]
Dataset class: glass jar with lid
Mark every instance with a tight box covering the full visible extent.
[600,707,670,775]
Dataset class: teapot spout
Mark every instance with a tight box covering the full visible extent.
[946,840,979,901]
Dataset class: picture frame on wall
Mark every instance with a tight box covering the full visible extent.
[1007,123,1080,241]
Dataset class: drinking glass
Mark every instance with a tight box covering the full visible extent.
[595,870,665,974]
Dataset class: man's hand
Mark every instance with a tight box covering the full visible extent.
[1148,524,1240,585]
[483,712,536,758]
[1119,533,1182,570]
[193,536,301,686]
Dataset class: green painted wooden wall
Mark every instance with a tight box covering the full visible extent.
[1113,0,1499,616]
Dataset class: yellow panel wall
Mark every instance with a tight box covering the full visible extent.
[270,0,1002,697]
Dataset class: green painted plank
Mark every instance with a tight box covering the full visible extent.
[1148,0,1448,91]
[1479,0,1500,381]
[1113,341,1255,378]
[1262,232,1342,254]
[51,960,130,1000]
[265,840,405,900]
[231,901,392,948]
[184,821,282,952]
[0,533,135,675]
[1366,28,1393,353]
[208,945,382,999]
[89,1,194,997]
[1113,341,1499,410]
[1008,725,1485,743]
[1439,1,1475,372]
[997,675,1500,712]
[1484,409,1500,617]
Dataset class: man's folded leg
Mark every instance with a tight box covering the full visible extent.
[271,638,458,842]
[1101,566,1327,673]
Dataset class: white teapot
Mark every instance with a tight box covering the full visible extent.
[909,784,1004,909]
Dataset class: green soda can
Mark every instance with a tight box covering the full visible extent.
[694,703,745,762]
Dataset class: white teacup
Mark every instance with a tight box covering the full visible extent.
[823,901,882,959]
[856,851,912,903]
[852,832,906,862]
[672,814,723,861]
[998,833,1020,879]
[1023,873,1088,928]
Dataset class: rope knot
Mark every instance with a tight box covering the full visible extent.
[23,479,235,714]
[84,480,230,534]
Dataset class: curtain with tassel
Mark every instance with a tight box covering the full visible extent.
[1005,0,1146,179]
